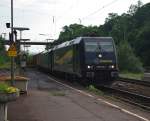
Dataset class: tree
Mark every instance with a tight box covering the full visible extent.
[57,24,101,44]
[117,40,143,72]
[134,23,150,66]
[127,0,143,16]
[57,24,85,44]
[0,37,9,64]
[82,26,101,37]
[0,37,5,53]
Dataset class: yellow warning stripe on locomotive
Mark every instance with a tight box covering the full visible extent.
[100,60,112,63]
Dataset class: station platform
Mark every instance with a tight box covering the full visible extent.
[7,69,150,121]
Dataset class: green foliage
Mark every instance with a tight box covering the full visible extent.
[0,83,19,93]
[87,85,103,95]
[0,62,11,69]
[127,0,143,16]
[119,72,143,80]
[57,24,85,44]
[135,25,150,66]
[0,83,9,93]
[56,24,101,45]
[0,37,9,65]
[117,40,143,72]
[0,37,5,52]
[49,91,66,96]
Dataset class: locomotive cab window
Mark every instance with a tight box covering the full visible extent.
[85,41,114,53]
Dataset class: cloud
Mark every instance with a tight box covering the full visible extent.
[14,0,36,8]
[36,0,62,5]
[14,0,63,9]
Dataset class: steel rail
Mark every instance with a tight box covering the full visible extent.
[96,85,150,110]
[117,77,150,87]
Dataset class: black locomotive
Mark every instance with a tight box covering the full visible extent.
[34,37,118,85]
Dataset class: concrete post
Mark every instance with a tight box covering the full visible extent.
[0,103,8,121]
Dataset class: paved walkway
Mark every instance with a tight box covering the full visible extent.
[8,69,149,121]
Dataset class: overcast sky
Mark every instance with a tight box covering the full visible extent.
[0,0,149,53]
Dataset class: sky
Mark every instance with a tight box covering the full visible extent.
[0,0,149,53]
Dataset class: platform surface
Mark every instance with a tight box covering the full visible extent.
[8,69,150,121]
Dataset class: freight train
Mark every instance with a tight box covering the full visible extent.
[33,37,118,85]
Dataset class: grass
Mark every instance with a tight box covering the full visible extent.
[119,72,144,80]
[87,85,104,95]
[49,91,66,96]
[0,62,11,69]
[87,85,117,101]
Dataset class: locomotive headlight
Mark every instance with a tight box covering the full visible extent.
[109,65,115,69]
[87,65,91,69]
[87,65,93,69]
[111,65,115,69]
[98,54,102,58]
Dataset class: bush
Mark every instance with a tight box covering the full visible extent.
[0,37,9,65]
[0,83,19,93]
[117,40,144,73]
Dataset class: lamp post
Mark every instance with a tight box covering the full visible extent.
[5,0,15,85]
[11,0,14,86]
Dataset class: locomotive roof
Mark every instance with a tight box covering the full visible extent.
[39,48,53,54]
[52,37,113,50]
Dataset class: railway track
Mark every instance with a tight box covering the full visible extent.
[0,69,10,76]
[96,85,150,110]
[48,73,150,110]
[47,73,150,110]
[117,77,150,87]
[31,68,150,110]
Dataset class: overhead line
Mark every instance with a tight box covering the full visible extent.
[81,0,119,20]
[55,0,78,22]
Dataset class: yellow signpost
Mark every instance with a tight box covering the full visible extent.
[8,43,17,57]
